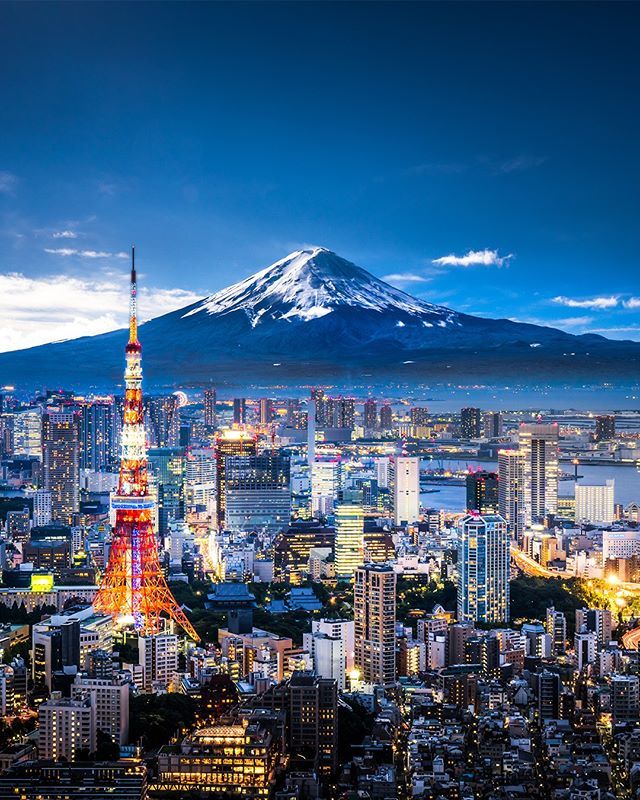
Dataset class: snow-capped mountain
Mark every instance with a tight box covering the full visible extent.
[1,246,638,388]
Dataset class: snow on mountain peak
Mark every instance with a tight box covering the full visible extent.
[183,247,457,326]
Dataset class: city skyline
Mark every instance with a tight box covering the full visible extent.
[1,1,640,352]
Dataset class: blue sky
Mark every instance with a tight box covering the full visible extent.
[1,1,639,351]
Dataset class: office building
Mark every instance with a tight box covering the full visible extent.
[146,395,180,448]
[38,691,96,761]
[273,522,335,584]
[390,456,420,525]
[203,388,217,429]
[457,513,510,624]
[147,447,185,536]
[576,608,612,649]
[334,502,364,579]
[0,762,147,800]
[410,406,430,427]
[519,422,559,525]
[363,399,377,429]
[498,449,525,541]
[379,404,392,432]
[354,564,396,687]
[311,459,341,517]
[612,675,640,722]
[466,470,499,513]
[138,633,179,692]
[232,397,246,425]
[483,411,503,438]
[575,630,598,670]
[594,414,616,442]
[575,481,615,525]
[225,453,291,533]
[80,401,115,472]
[184,447,217,516]
[303,618,354,690]
[603,529,640,560]
[13,409,42,457]
[288,671,338,774]
[258,397,273,424]
[460,407,482,439]
[42,410,81,524]
[538,670,561,720]
[71,671,130,745]
[156,716,279,795]
[546,607,567,655]
[25,488,53,526]
[214,431,257,527]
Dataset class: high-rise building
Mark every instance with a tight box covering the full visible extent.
[363,399,377,430]
[575,481,615,525]
[13,409,42,457]
[311,388,326,426]
[390,456,420,525]
[334,502,365,579]
[138,632,179,692]
[575,630,597,670]
[483,411,503,438]
[203,388,217,429]
[498,449,525,541]
[148,447,185,536]
[519,422,559,525]
[466,470,499,513]
[287,671,338,774]
[457,513,510,624]
[258,397,273,424]
[42,410,81,524]
[311,459,341,517]
[612,675,640,722]
[354,564,396,687]
[214,431,257,527]
[80,401,115,472]
[146,395,180,448]
[326,397,355,430]
[410,406,430,427]
[38,691,96,761]
[538,670,561,720]
[460,407,482,439]
[184,447,217,516]
[594,414,615,442]
[232,398,246,425]
[273,522,335,584]
[225,453,291,533]
[71,671,130,745]
[546,607,567,655]
[303,618,354,691]
[576,608,612,649]
[379,404,393,432]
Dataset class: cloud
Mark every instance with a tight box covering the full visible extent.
[0,271,202,353]
[52,230,78,239]
[508,315,594,330]
[552,295,619,310]
[44,248,129,259]
[623,298,640,309]
[0,171,18,194]
[433,249,513,268]
[496,155,547,173]
[382,272,429,286]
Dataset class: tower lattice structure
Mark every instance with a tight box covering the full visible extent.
[93,249,198,640]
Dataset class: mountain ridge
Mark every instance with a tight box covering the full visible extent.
[0,246,638,389]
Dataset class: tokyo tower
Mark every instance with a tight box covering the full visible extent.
[93,249,198,641]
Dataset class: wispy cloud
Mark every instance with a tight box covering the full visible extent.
[0,271,202,353]
[495,155,547,173]
[382,272,429,286]
[52,230,78,239]
[0,171,18,194]
[623,297,640,309]
[433,248,513,268]
[508,315,594,330]
[44,248,128,259]
[552,295,619,310]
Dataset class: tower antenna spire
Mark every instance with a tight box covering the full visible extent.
[129,244,137,345]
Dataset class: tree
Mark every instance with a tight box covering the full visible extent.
[129,693,197,749]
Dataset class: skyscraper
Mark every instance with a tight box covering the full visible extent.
[225,453,291,533]
[42,410,81,524]
[410,406,430,427]
[483,411,503,438]
[311,459,341,517]
[594,414,615,442]
[354,563,396,687]
[457,513,510,624]
[575,481,615,525]
[13,409,42,457]
[148,447,185,536]
[38,692,96,762]
[466,470,499,513]
[460,407,482,439]
[232,397,246,425]
[363,398,377,430]
[498,449,525,541]
[519,422,559,525]
[203,388,217,429]
[146,395,180,448]
[379,404,392,432]
[546,607,567,655]
[80,401,115,472]
[214,430,257,527]
[390,456,420,525]
[334,501,365,579]
[258,397,273,424]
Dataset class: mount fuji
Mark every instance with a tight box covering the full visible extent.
[1,246,639,389]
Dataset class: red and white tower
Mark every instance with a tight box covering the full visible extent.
[94,248,198,640]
